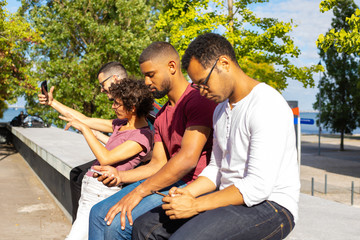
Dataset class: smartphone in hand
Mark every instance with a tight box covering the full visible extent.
[90,168,103,176]
[41,80,49,102]
[151,190,167,197]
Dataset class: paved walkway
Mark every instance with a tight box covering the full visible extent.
[300,134,360,207]
[0,143,71,240]
[1,134,360,239]
[287,134,360,239]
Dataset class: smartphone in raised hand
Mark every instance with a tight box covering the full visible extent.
[41,80,49,102]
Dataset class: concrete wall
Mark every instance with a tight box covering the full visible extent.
[3,124,95,215]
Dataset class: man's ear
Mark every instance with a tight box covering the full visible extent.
[218,56,231,72]
[168,60,177,75]
[114,75,122,84]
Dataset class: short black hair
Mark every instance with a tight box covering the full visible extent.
[97,62,128,79]
[182,33,238,70]
[139,42,179,64]
[109,78,154,118]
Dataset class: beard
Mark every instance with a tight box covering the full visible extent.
[152,78,170,99]
[153,89,168,99]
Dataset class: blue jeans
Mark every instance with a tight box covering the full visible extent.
[132,200,295,240]
[89,180,187,240]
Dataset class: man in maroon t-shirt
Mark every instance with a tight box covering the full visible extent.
[89,42,217,240]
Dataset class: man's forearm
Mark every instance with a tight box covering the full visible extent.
[194,185,244,213]
[183,176,217,197]
[53,100,113,132]
[120,159,167,184]
[51,99,87,120]
[135,126,211,197]
[135,153,198,197]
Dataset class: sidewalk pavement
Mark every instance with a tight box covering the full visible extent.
[299,134,360,207]
[0,143,71,240]
[287,134,360,239]
[1,134,360,239]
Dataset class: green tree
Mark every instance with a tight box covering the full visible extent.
[0,0,42,118]
[314,0,360,151]
[156,0,322,91]
[317,0,360,54]
[20,0,323,126]
[21,0,163,127]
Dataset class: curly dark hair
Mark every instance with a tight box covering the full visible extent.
[109,78,154,118]
[182,33,238,70]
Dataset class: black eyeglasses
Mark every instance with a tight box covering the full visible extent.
[191,58,219,90]
[112,100,123,108]
[99,75,115,89]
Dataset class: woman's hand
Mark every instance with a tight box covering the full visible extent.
[93,165,122,187]
[59,115,87,132]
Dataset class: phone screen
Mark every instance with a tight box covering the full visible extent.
[90,168,103,176]
[41,81,49,102]
[41,81,48,95]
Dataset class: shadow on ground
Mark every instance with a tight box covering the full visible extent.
[301,141,360,179]
[0,143,18,161]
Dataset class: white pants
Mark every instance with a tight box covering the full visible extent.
[65,175,121,240]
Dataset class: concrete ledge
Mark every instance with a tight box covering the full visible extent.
[5,124,95,215]
[9,125,95,179]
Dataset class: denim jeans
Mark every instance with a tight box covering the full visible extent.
[132,200,295,240]
[89,180,187,240]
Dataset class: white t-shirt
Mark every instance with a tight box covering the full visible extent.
[200,83,300,222]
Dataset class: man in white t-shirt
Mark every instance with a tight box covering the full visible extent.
[132,33,300,240]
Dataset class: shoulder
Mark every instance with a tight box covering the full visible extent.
[139,127,154,138]
[182,87,217,110]
[247,84,293,122]
[247,84,287,108]
[129,127,154,148]
[125,126,154,140]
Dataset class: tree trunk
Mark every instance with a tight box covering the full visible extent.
[228,0,233,33]
[340,130,345,151]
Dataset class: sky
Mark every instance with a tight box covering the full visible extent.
[5,0,360,111]
[6,0,24,107]
[253,0,359,112]
[251,0,335,112]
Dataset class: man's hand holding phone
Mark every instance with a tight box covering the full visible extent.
[161,187,199,220]
[38,81,55,106]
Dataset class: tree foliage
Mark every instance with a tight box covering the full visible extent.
[317,0,360,54]
[0,0,42,118]
[314,0,360,150]
[19,0,324,126]
[156,0,322,91]
[20,0,163,127]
